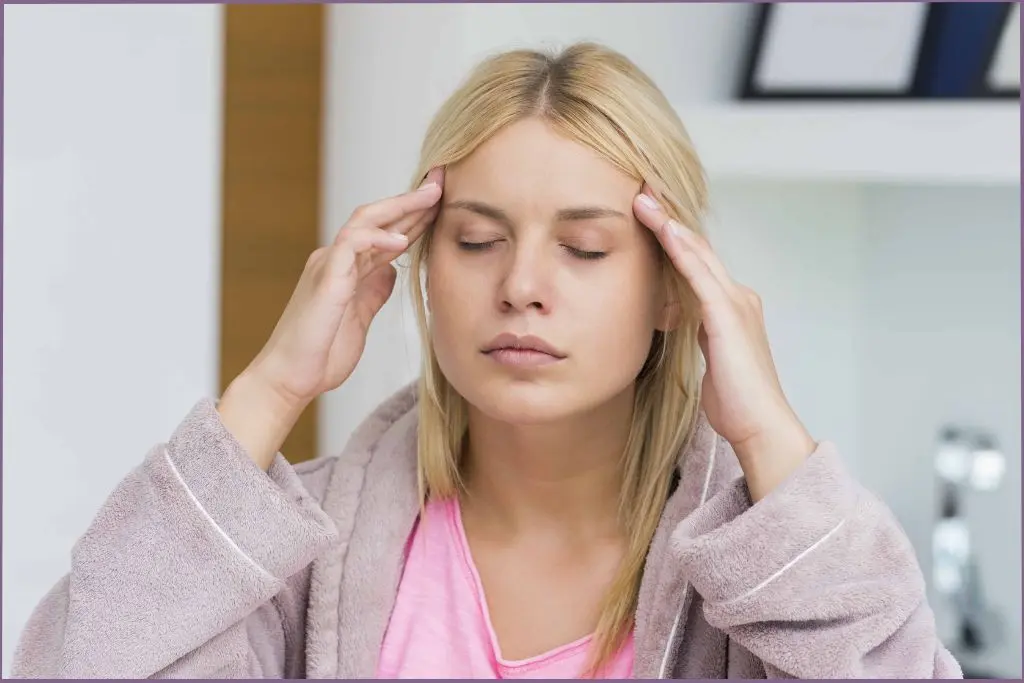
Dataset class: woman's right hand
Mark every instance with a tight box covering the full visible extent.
[218,168,444,469]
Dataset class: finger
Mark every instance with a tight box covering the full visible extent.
[632,195,732,314]
[420,165,445,189]
[323,226,408,289]
[349,262,399,329]
[385,198,440,242]
[697,323,710,360]
[384,204,432,238]
[359,201,440,279]
[382,167,445,236]
[669,240,733,315]
[671,225,735,294]
[336,180,442,245]
[402,201,440,247]
[336,225,410,255]
[633,186,734,289]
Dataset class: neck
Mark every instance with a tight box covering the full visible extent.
[460,386,635,540]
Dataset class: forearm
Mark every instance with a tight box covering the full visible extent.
[218,370,309,471]
[731,416,816,503]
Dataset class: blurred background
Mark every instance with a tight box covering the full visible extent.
[3,2,1020,677]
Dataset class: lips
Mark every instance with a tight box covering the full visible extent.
[481,333,566,359]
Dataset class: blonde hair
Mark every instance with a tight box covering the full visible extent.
[404,42,708,675]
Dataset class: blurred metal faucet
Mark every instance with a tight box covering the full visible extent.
[932,426,1005,665]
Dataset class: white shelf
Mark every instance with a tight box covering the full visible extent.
[679,102,1020,186]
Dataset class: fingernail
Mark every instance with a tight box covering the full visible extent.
[665,219,686,239]
[418,181,440,193]
[389,232,409,243]
[638,194,660,211]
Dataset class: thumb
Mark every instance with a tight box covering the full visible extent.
[697,323,710,362]
[351,263,398,329]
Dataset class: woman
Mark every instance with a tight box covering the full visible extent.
[13,43,961,679]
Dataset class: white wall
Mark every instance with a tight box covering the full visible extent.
[706,182,863,468]
[858,185,1022,677]
[2,5,223,674]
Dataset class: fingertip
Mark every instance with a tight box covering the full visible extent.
[380,231,409,250]
[635,192,661,214]
[416,166,443,195]
[422,165,446,189]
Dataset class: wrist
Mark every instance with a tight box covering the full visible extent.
[732,417,816,503]
[218,369,310,471]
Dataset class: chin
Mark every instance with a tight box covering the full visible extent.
[476,390,567,425]
[452,373,579,425]
[438,366,569,423]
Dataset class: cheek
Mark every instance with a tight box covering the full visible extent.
[573,262,663,363]
[427,245,467,297]
[425,250,479,346]
[424,251,493,394]
[594,286,657,348]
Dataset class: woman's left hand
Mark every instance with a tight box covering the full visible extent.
[633,186,817,501]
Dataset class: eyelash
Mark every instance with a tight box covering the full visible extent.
[457,240,607,261]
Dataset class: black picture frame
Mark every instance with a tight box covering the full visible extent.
[739,2,1020,101]
[738,3,928,101]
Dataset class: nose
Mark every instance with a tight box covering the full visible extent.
[497,238,551,315]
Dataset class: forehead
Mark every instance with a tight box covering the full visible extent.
[444,118,639,209]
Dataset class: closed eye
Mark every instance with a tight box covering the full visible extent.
[458,240,607,261]
[563,246,607,260]
[457,240,499,252]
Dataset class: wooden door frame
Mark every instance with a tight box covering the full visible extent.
[219,4,324,464]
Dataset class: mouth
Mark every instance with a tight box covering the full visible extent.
[481,333,567,367]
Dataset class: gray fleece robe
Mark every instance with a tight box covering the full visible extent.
[11,382,963,678]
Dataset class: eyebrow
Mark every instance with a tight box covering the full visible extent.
[444,199,627,228]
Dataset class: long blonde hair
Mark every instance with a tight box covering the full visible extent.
[404,42,708,675]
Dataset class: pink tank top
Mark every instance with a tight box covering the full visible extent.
[376,497,635,678]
